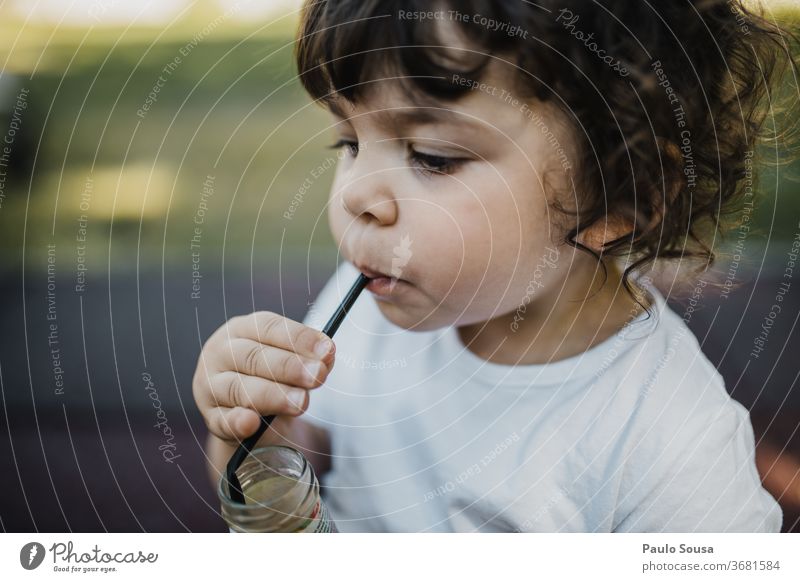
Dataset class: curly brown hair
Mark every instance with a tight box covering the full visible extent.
[295,0,799,311]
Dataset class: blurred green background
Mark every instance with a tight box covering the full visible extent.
[0,0,339,276]
[1,0,799,533]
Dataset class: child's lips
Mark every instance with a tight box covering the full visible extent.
[354,263,409,297]
[355,264,388,279]
[365,276,407,297]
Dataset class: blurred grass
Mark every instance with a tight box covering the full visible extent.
[1,34,339,273]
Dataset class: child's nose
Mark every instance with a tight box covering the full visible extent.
[339,171,398,227]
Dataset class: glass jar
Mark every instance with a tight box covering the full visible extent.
[218,445,337,533]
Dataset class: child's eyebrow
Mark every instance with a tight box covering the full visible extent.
[328,100,477,130]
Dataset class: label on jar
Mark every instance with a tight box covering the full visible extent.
[297,499,337,533]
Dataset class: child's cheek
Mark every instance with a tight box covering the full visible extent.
[445,195,558,318]
[326,191,349,250]
[431,215,500,308]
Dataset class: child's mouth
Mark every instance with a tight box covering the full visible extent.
[354,263,408,298]
[365,276,405,297]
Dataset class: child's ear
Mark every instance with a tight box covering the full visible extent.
[575,213,637,253]
[577,205,667,253]
[576,137,681,253]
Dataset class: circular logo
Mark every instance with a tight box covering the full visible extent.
[20,542,46,570]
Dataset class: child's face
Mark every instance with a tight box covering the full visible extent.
[327,60,593,332]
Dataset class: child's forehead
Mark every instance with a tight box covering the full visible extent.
[328,93,462,126]
[327,64,524,129]
[328,81,443,115]
[328,99,497,138]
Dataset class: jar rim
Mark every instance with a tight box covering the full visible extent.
[218,445,311,508]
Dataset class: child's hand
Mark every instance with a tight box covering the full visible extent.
[193,312,335,445]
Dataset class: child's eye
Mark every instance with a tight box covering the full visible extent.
[328,138,359,157]
[410,149,466,176]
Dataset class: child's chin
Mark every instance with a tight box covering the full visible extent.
[373,300,447,333]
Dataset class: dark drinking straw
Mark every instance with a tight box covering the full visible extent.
[225,272,371,503]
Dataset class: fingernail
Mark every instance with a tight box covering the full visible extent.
[304,361,322,384]
[287,389,306,410]
[314,337,332,358]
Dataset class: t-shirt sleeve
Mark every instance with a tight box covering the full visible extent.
[614,398,783,532]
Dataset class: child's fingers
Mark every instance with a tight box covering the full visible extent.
[208,371,309,417]
[205,406,261,442]
[223,338,330,389]
[227,311,335,361]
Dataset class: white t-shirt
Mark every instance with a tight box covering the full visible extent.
[301,261,782,532]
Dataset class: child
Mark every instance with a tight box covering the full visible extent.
[194,0,797,531]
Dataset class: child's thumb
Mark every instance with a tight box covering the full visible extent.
[232,407,261,440]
